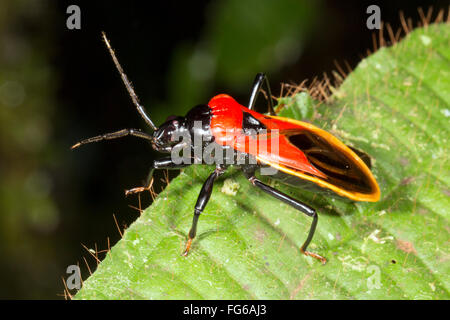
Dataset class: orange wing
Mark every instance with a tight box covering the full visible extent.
[235,114,380,202]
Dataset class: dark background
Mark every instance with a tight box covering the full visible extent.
[0,0,446,299]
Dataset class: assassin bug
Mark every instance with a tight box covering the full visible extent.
[72,32,380,264]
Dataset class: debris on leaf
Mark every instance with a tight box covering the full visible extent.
[220,178,240,196]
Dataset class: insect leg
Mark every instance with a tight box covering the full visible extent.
[183,166,225,256]
[125,157,191,196]
[246,174,326,264]
[248,72,275,115]
[71,128,153,149]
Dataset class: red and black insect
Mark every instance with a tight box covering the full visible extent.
[72,33,380,264]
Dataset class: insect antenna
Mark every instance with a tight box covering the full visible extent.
[101,31,157,131]
[71,128,154,150]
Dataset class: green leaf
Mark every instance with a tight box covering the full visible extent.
[75,23,449,300]
[277,92,316,121]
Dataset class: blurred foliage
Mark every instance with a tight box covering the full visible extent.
[0,0,62,297]
[156,0,317,124]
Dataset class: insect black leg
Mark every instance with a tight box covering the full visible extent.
[183,166,225,256]
[125,157,192,196]
[245,174,326,264]
[248,72,276,115]
[71,128,153,149]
